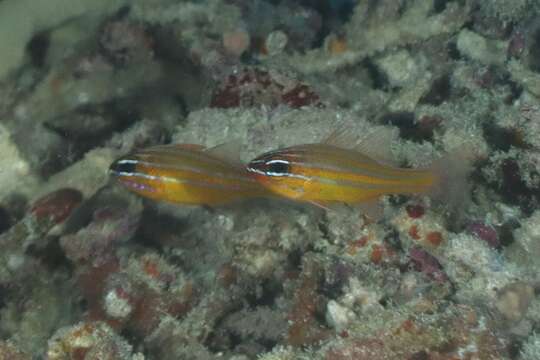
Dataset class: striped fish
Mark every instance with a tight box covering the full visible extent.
[109,143,269,206]
[246,142,438,209]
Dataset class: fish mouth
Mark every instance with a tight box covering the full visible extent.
[246,158,267,176]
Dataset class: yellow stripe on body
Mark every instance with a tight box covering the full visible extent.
[115,145,267,205]
[279,144,436,203]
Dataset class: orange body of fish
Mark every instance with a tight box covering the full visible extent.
[109,143,269,206]
[246,143,438,207]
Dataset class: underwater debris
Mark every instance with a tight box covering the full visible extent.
[59,201,195,342]
[222,29,250,58]
[0,341,29,360]
[286,0,470,74]
[0,0,128,81]
[47,321,143,360]
[286,255,330,347]
[521,332,540,360]
[0,188,82,285]
[495,282,535,323]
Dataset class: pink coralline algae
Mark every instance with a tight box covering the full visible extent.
[59,203,194,340]
[467,221,500,248]
[210,67,322,109]
[408,246,447,283]
[405,204,425,219]
[30,188,83,225]
[60,206,140,266]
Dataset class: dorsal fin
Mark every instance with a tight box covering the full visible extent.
[204,140,242,165]
[172,143,206,151]
[323,126,356,149]
[324,125,398,165]
[142,143,206,153]
[353,127,398,165]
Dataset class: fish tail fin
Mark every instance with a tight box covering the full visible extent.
[428,151,473,224]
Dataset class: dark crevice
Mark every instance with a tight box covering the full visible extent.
[482,123,518,152]
[497,220,518,247]
[287,248,304,271]
[321,258,353,299]
[384,229,403,252]
[447,41,462,60]
[529,27,540,72]
[432,0,450,13]
[26,237,74,272]
[419,74,451,105]
[0,206,13,235]
[363,58,390,90]
[499,159,540,215]
[245,279,283,308]
[289,0,356,48]
[26,31,50,68]
[380,112,443,143]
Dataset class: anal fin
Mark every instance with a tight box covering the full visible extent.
[354,198,385,221]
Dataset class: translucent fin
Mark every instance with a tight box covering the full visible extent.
[355,198,385,221]
[323,126,356,149]
[353,127,398,166]
[308,200,339,212]
[172,144,206,151]
[429,151,473,225]
[142,143,206,153]
[308,199,383,220]
[324,126,398,165]
[204,140,242,165]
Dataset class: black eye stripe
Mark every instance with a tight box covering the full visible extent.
[266,159,290,176]
[110,158,138,175]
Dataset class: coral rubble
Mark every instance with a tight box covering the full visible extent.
[0,0,540,358]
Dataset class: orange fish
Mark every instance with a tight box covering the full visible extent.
[109,143,269,206]
[246,136,448,211]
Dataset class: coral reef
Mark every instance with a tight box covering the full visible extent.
[47,321,143,359]
[0,0,127,80]
[0,0,540,358]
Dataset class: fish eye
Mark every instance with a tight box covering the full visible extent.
[109,158,137,175]
[265,159,290,176]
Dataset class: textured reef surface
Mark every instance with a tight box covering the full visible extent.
[1,0,540,359]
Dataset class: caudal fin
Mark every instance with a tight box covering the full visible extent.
[429,151,473,224]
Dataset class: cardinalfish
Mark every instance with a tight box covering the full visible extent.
[109,143,270,206]
[245,133,459,212]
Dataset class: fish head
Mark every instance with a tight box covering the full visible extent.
[109,154,159,196]
[109,155,137,177]
[246,150,306,200]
